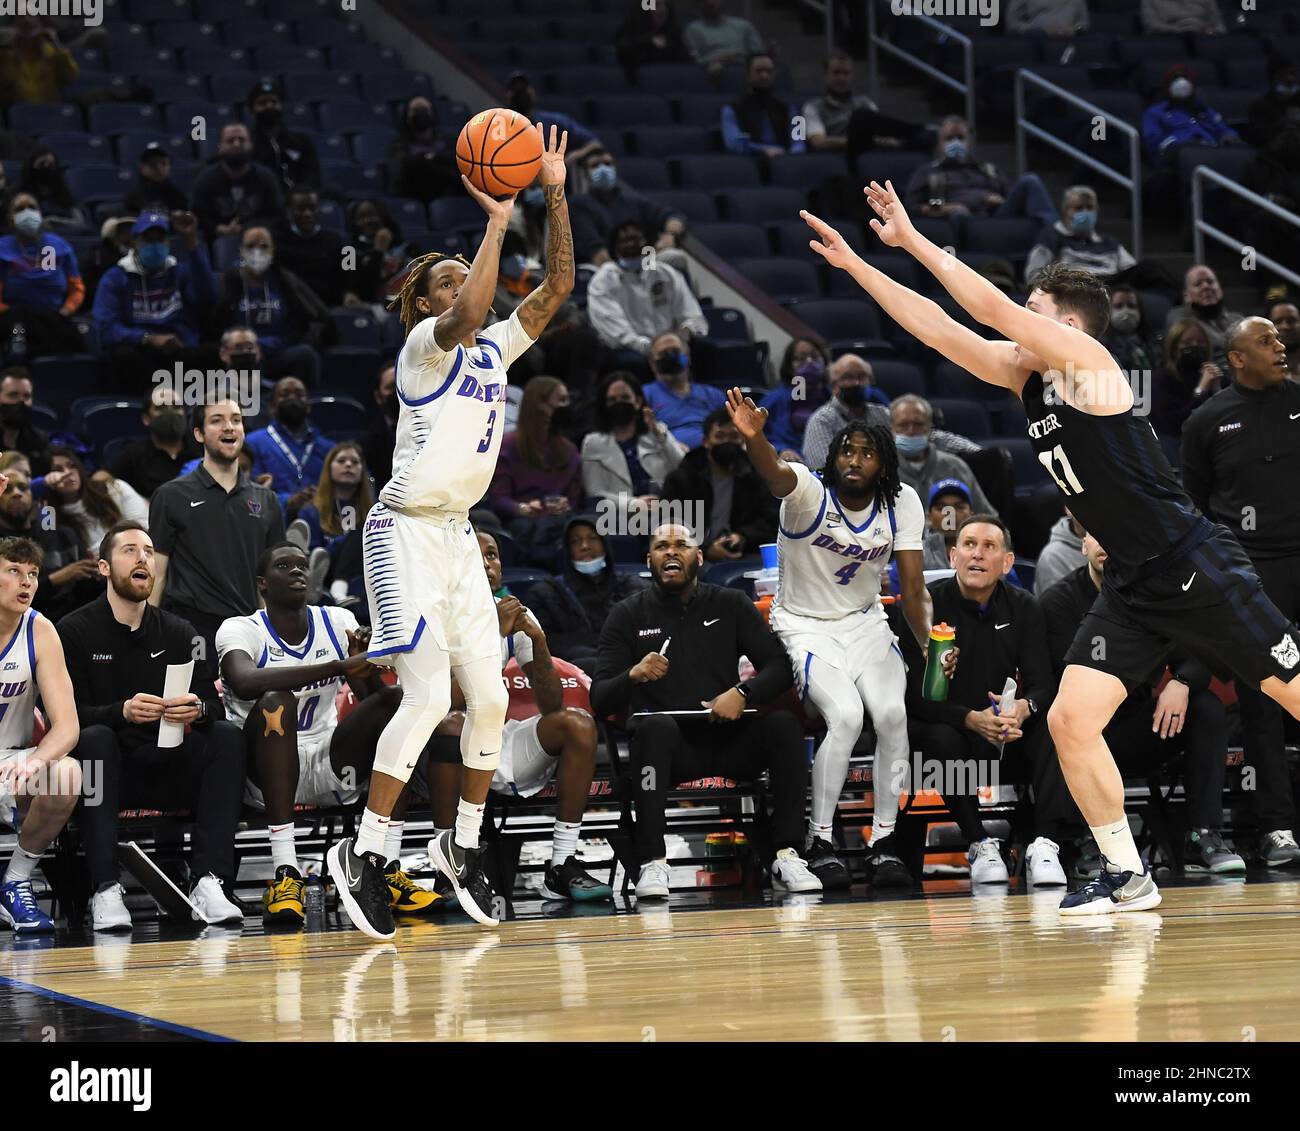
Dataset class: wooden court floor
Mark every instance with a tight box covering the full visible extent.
[3,879,1299,1042]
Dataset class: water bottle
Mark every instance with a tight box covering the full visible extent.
[7,322,27,366]
[304,872,325,916]
[922,623,957,701]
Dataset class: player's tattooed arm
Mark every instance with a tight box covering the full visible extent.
[518,125,575,339]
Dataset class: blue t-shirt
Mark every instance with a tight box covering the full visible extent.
[0,231,80,313]
[643,380,726,451]
[230,273,295,352]
[618,435,652,495]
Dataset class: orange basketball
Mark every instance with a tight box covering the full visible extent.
[456,108,543,197]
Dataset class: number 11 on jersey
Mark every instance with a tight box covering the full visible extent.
[1038,444,1085,496]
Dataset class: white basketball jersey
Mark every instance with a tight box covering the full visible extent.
[773,463,924,621]
[379,308,536,514]
[0,610,39,749]
[216,605,360,744]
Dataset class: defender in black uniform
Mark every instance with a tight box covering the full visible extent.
[800,183,1300,914]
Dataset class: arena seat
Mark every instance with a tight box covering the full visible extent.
[702,306,752,341]
[670,154,762,191]
[866,360,926,400]
[634,64,718,96]
[632,126,716,159]
[673,94,734,128]
[691,223,769,261]
[723,187,806,225]
[615,157,672,192]
[654,190,719,224]
[587,95,673,130]
[731,257,821,305]
[793,298,887,348]
[35,131,110,164]
[931,398,992,441]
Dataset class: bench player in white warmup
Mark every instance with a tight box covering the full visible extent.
[0,534,82,934]
[329,125,575,938]
[726,391,946,889]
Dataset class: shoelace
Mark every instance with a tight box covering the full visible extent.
[6,881,38,915]
[1268,830,1298,849]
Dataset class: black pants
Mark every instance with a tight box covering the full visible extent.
[1235,554,1300,830]
[1105,690,1227,830]
[74,722,246,888]
[162,601,228,674]
[907,716,1078,844]
[628,710,808,863]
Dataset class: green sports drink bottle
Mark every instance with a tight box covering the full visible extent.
[922,623,956,701]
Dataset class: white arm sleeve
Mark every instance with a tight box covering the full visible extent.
[892,484,926,552]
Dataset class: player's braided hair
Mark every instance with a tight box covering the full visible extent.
[820,421,901,512]
[387,250,473,334]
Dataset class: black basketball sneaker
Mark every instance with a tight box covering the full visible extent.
[429,830,499,926]
[805,837,851,890]
[864,834,913,888]
[326,837,395,941]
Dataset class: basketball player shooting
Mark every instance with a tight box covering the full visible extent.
[801,180,1300,914]
[328,125,574,939]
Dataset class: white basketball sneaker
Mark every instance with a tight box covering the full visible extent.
[967,838,1009,884]
[771,848,823,893]
[635,859,671,900]
[1025,837,1068,886]
[89,883,133,932]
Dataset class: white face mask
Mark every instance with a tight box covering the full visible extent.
[1169,78,1194,100]
[243,248,273,274]
[13,208,42,237]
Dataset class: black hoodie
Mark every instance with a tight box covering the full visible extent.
[524,516,648,664]
[660,446,779,554]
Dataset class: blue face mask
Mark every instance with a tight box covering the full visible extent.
[523,186,545,207]
[894,432,928,456]
[589,164,617,190]
[617,256,642,273]
[1070,209,1096,234]
[137,242,169,272]
[573,556,606,576]
[942,139,968,161]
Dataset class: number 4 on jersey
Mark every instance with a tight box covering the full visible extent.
[1037,444,1084,496]
[834,561,862,586]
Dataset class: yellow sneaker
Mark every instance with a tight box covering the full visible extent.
[263,865,305,925]
[385,863,445,914]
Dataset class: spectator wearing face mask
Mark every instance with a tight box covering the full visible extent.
[16,147,86,232]
[641,331,725,450]
[107,384,201,499]
[0,367,52,475]
[1100,286,1162,377]
[1024,185,1136,288]
[1143,65,1240,167]
[489,377,584,567]
[212,226,330,387]
[1248,62,1300,147]
[1139,0,1224,34]
[581,372,688,522]
[570,150,686,266]
[800,353,891,468]
[247,80,321,193]
[272,188,362,309]
[1151,320,1224,448]
[191,122,285,241]
[347,198,409,305]
[760,338,835,461]
[588,224,707,376]
[0,190,84,361]
[386,96,461,204]
[245,377,336,511]
[124,142,187,216]
[904,116,1057,227]
[890,395,996,515]
[92,211,219,393]
[363,362,398,490]
[1165,264,1243,367]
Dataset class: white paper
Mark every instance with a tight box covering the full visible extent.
[994,676,1018,757]
[157,660,195,749]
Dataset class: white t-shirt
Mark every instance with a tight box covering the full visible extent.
[773,463,924,620]
[216,605,360,743]
[379,308,535,514]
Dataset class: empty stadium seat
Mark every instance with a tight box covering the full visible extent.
[865,360,926,400]
[284,72,360,103]
[31,356,101,417]
[998,437,1052,493]
[767,153,847,191]
[638,64,719,96]
[690,223,769,261]
[673,94,734,128]
[9,103,82,134]
[632,127,716,159]
[317,100,390,134]
[588,95,673,130]
[309,395,369,436]
[35,131,110,164]
[793,297,892,354]
[703,307,751,342]
[80,402,147,452]
[652,190,719,224]
[723,187,805,225]
[930,398,991,440]
[330,310,383,350]
[731,258,821,305]
[357,71,434,107]
[615,157,671,192]
[960,217,1043,262]
[65,166,135,204]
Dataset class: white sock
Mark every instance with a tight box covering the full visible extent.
[384,821,405,867]
[3,844,40,884]
[551,820,581,866]
[1090,817,1143,874]
[870,817,896,846]
[808,820,833,844]
[269,823,297,873]
[455,798,484,851]
[356,807,390,859]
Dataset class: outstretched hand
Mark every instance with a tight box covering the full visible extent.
[800,209,858,271]
[461,174,516,224]
[537,123,568,187]
[725,386,768,440]
[864,179,915,249]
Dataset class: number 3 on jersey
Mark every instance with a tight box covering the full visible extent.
[477,409,498,454]
[1038,444,1084,496]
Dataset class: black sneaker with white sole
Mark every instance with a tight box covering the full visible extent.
[864,834,913,888]
[541,856,613,902]
[806,837,851,890]
[326,837,395,941]
[429,830,499,926]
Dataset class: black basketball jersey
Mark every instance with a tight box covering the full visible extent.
[1021,372,1210,588]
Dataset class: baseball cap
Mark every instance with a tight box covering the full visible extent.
[928,478,972,506]
[139,141,170,163]
[132,211,171,236]
[248,79,282,103]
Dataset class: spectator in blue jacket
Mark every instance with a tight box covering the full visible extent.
[759,337,832,460]
[244,376,335,511]
[642,330,725,450]
[1142,64,1241,165]
[0,189,83,360]
[722,53,805,158]
[91,210,219,392]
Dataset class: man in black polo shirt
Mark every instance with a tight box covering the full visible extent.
[147,397,284,661]
[591,523,819,899]
[897,514,1073,886]
[58,521,246,931]
[106,384,199,500]
[1180,315,1300,867]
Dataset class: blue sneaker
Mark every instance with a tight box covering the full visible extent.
[0,879,55,933]
[1060,856,1161,916]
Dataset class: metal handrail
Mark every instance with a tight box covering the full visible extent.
[866,0,975,129]
[1192,166,1300,287]
[795,0,837,56]
[1014,68,1143,258]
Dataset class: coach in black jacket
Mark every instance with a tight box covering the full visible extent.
[592,523,810,893]
[897,515,1075,870]
[1180,316,1300,864]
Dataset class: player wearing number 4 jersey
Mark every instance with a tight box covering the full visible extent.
[727,390,946,890]
[331,125,576,940]
[800,181,1300,913]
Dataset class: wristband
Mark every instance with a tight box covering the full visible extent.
[733,683,750,699]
